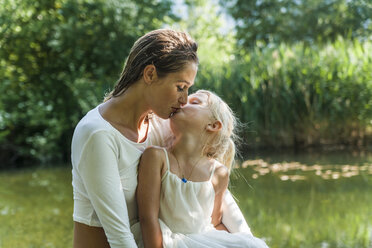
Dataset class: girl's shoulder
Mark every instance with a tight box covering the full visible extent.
[142,145,167,158]
[140,146,168,171]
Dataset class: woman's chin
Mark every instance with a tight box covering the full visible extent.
[151,110,171,120]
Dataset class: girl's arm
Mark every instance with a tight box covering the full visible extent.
[137,147,164,248]
[211,164,230,231]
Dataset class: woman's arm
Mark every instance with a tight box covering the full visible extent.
[137,147,164,248]
[78,131,137,248]
[221,190,252,234]
[211,163,252,234]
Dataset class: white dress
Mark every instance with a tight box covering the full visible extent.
[132,148,269,248]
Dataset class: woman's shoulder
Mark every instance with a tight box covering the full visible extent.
[73,106,114,140]
[77,105,110,129]
[71,106,117,164]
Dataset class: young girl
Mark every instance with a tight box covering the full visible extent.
[132,90,269,248]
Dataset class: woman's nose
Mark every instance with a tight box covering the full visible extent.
[179,92,188,106]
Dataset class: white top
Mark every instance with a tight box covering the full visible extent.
[130,148,265,248]
[71,104,250,248]
[71,105,167,248]
[159,148,216,234]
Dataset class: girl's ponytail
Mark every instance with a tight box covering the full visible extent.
[221,138,236,171]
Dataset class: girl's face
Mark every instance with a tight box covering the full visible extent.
[170,92,214,133]
[145,62,198,119]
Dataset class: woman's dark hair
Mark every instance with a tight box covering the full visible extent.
[104,29,198,101]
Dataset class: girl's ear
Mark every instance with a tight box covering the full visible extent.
[206,120,222,132]
[143,64,158,84]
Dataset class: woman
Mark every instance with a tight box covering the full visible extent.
[71,29,250,248]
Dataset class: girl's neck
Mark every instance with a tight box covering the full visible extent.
[170,133,216,182]
[170,133,207,163]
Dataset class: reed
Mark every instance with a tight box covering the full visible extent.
[196,38,372,149]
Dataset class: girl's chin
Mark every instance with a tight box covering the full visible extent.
[169,115,181,124]
[169,110,181,119]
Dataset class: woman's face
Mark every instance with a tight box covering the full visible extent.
[170,92,214,133]
[146,62,198,119]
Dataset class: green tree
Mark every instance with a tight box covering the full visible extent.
[0,0,174,167]
[166,0,237,99]
[220,0,372,47]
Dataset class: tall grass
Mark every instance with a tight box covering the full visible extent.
[197,38,372,148]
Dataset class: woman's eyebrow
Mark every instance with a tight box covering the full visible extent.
[177,80,191,85]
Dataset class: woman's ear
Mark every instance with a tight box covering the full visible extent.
[143,64,158,84]
[206,120,222,132]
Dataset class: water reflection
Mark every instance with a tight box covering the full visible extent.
[238,159,372,181]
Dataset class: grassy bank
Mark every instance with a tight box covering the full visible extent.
[0,166,73,247]
[231,165,372,247]
[0,152,371,247]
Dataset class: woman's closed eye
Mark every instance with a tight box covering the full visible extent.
[177,85,185,92]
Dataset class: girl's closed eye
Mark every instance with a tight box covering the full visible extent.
[189,98,200,104]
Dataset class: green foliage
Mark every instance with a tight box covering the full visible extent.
[220,0,372,47]
[166,0,236,90]
[197,38,372,148]
[0,0,174,167]
[0,0,371,166]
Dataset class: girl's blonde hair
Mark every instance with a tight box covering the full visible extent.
[198,90,239,170]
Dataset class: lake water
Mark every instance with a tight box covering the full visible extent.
[0,149,371,248]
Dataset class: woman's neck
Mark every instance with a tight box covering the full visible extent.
[100,82,151,142]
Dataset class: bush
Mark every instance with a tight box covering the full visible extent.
[0,0,173,167]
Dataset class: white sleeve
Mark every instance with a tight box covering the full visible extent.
[78,131,137,248]
[222,190,252,235]
[149,116,172,147]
